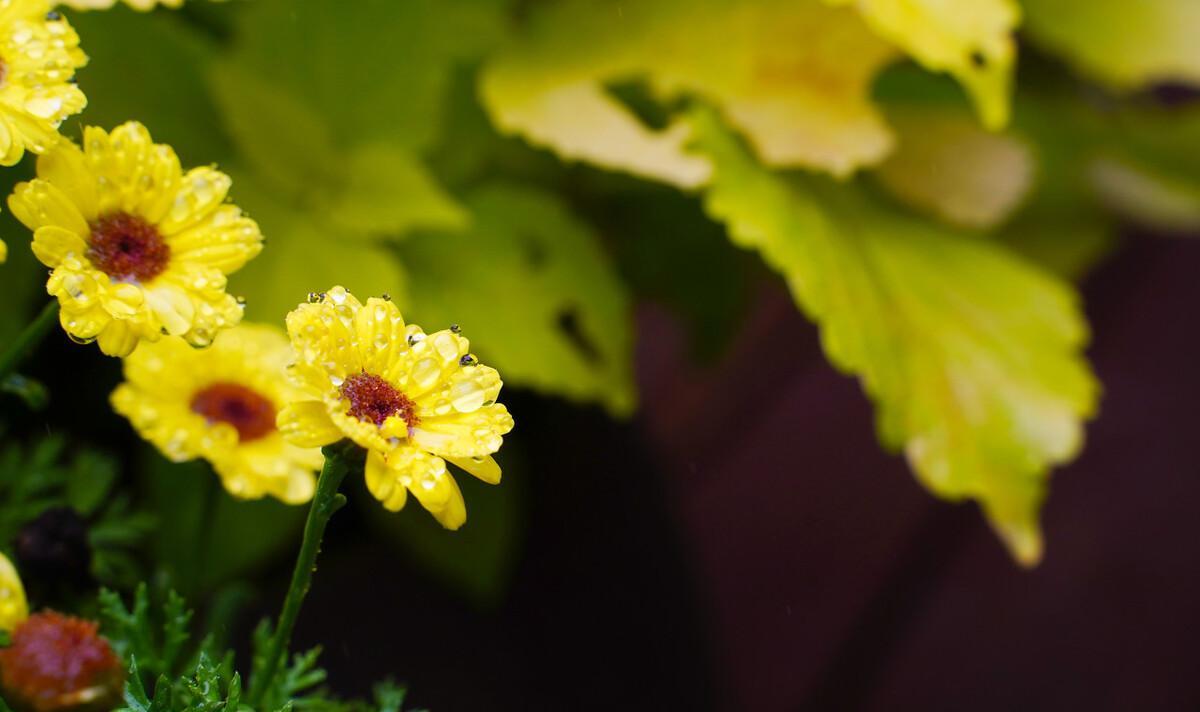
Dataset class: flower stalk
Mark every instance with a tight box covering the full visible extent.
[0,301,59,384]
[248,439,363,707]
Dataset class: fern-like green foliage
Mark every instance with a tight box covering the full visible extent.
[0,438,152,587]
[102,586,416,712]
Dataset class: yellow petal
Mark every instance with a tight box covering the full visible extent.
[167,206,263,273]
[353,297,407,376]
[364,449,409,511]
[159,167,233,235]
[8,180,90,236]
[447,454,502,485]
[96,319,142,357]
[30,225,88,266]
[392,448,466,529]
[277,401,343,448]
[144,283,196,336]
[84,123,184,220]
[0,552,28,633]
[411,403,514,459]
[37,139,98,221]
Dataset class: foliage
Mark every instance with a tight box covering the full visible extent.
[0,437,152,587]
[102,586,416,712]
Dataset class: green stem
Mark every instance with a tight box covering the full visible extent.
[0,301,58,383]
[249,440,362,707]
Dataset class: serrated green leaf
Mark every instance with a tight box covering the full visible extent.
[690,109,1099,564]
[1023,0,1200,89]
[480,0,898,183]
[401,184,635,415]
[823,0,1019,129]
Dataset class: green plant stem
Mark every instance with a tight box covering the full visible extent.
[248,440,361,707]
[0,301,58,383]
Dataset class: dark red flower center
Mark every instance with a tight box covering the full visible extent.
[340,372,419,429]
[0,611,123,712]
[86,212,170,283]
[190,382,277,442]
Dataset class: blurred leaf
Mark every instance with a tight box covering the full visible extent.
[1023,0,1200,89]
[0,374,48,412]
[66,449,118,515]
[139,452,303,594]
[401,184,635,415]
[226,169,409,326]
[226,0,508,152]
[823,0,1018,128]
[207,59,345,203]
[67,8,231,164]
[480,0,898,184]
[327,143,469,238]
[874,105,1034,229]
[690,109,1099,565]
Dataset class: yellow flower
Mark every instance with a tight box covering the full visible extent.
[111,324,322,504]
[0,0,87,166]
[7,122,263,357]
[57,0,183,10]
[0,551,28,633]
[278,287,515,529]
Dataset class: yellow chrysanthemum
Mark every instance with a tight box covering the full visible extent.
[277,286,515,529]
[0,551,28,633]
[111,324,322,504]
[0,0,86,166]
[7,121,263,357]
[57,0,182,10]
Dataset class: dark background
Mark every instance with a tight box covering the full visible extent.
[8,231,1199,711]
[282,232,1199,711]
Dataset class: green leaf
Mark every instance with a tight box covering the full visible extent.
[326,143,469,238]
[227,0,507,153]
[224,169,409,326]
[400,184,635,415]
[1023,0,1200,89]
[67,8,231,165]
[873,104,1034,229]
[690,109,1099,564]
[479,0,898,183]
[207,59,345,204]
[0,374,48,411]
[823,0,1019,129]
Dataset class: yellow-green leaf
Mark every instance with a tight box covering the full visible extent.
[480,0,897,184]
[874,105,1034,229]
[1023,0,1200,89]
[400,185,635,416]
[691,110,1098,565]
[824,0,1019,129]
[327,143,470,238]
[227,170,408,326]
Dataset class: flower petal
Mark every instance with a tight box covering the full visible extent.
[8,180,89,237]
[159,167,233,235]
[411,403,514,459]
[364,450,408,511]
[353,297,407,375]
[167,206,263,273]
[30,226,87,266]
[277,401,343,448]
[447,454,502,485]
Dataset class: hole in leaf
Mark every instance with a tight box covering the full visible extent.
[556,307,603,365]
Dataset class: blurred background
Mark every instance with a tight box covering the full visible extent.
[3,0,1200,710]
